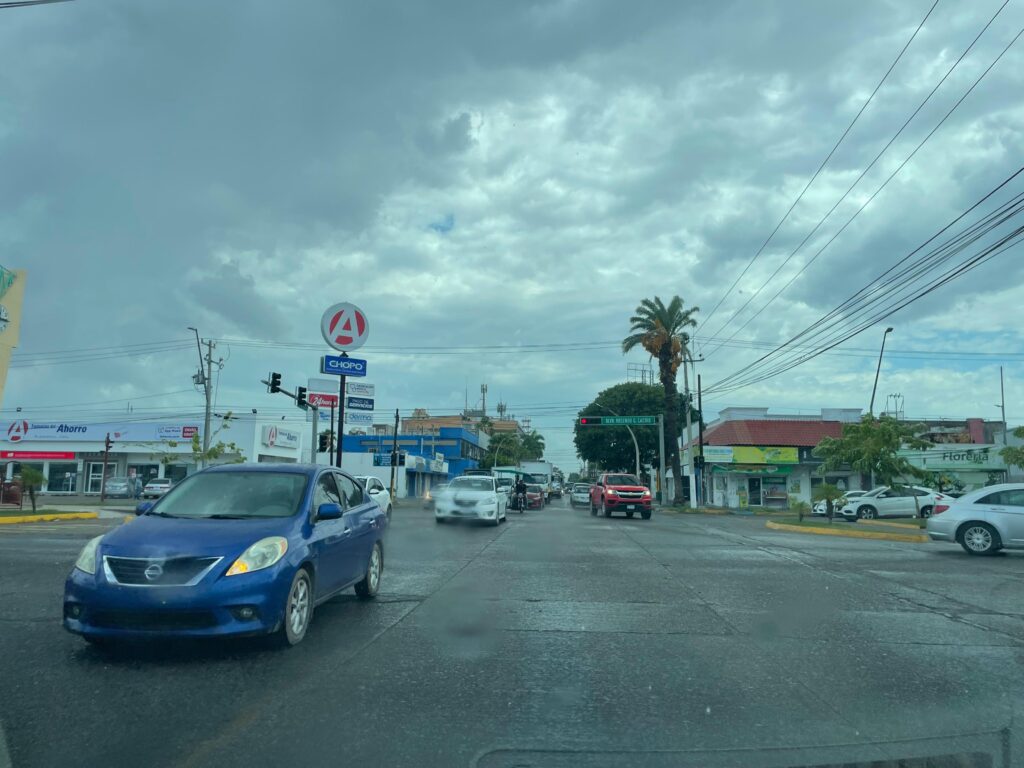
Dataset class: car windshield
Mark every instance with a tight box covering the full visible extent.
[448,477,494,492]
[151,472,308,518]
[148,479,170,486]
[106,477,127,484]
[605,475,641,486]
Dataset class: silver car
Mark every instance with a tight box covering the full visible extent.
[569,483,590,507]
[926,483,1024,555]
[102,477,131,498]
[142,477,173,499]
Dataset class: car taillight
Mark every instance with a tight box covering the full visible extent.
[932,504,950,515]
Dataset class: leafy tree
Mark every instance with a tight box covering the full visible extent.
[480,432,524,469]
[158,414,245,468]
[789,495,811,522]
[1000,427,1024,470]
[477,416,494,436]
[622,295,699,503]
[19,466,45,513]
[812,483,845,524]
[814,415,928,488]
[574,383,663,471]
[520,430,545,460]
[567,472,582,484]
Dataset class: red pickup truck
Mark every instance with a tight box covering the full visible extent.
[590,473,653,519]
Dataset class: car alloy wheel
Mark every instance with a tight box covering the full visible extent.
[859,505,877,520]
[356,542,382,598]
[919,505,933,518]
[282,570,312,646]
[961,524,999,555]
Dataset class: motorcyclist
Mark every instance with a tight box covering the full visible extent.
[513,477,528,510]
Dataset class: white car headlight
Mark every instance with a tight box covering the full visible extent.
[226,536,288,576]
[606,488,618,496]
[75,535,103,574]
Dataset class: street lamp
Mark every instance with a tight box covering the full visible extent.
[593,401,641,480]
[869,327,894,416]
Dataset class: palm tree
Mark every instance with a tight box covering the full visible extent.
[622,295,699,503]
[521,430,545,460]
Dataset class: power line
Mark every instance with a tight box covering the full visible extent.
[697,0,940,335]
[702,1,1014,357]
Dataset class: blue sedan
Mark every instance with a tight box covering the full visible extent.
[64,463,388,647]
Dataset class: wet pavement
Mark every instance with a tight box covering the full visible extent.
[1,499,1023,767]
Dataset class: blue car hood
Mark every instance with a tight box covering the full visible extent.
[100,515,299,559]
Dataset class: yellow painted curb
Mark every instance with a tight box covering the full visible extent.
[0,511,99,525]
[858,519,923,530]
[765,520,929,543]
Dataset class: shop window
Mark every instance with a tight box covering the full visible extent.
[46,463,79,493]
[165,465,190,483]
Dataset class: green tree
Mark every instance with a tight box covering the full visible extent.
[1000,427,1024,470]
[812,483,846,524]
[622,295,699,502]
[19,466,45,513]
[814,414,928,488]
[480,432,523,469]
[567,472,582,484]
[574,383,663,472]
[520,430,545,460]
[158,414,245,468]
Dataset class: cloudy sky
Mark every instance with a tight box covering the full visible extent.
[4,0,1024,469]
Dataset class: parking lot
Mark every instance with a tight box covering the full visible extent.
[2,500,1024,767]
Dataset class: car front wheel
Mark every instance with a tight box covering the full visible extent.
[859,505,877,520]
[281,569,313,647]
[355,542,383,598]
[960,523,1001,556]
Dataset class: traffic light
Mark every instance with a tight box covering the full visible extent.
[318,433,330,453]
[269,372,282,394]
[104,434,113,452]
[295,386,307,409]
[578,416,603,426]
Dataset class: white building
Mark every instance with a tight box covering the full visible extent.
[1,417,306,495]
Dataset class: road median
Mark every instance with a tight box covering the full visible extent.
[0,511,100,525]
[765,518,929,543]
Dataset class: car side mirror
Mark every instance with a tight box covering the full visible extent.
[368,488,380,495]
[135,501,153,516]
[316,502,343,521]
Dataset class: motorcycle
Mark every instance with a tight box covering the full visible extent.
[514,491,528,513]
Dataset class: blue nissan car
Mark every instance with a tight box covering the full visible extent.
[64,463,387,647]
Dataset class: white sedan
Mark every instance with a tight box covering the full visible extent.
[356,475,393,520]
[434,476,507,526]
[842,485,949,520]
[926,483,1024,555]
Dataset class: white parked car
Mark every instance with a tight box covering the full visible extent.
[926,483,1024,555]
[434,475,507,526]
[812,490,866,517]
[356,475,392,520]
[569,483,591,507]
[142,477,173,499]
[842,485,948,520]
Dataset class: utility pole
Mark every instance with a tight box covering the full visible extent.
[697,374,706,506]
[201,338,217,468]
[335,353,348,468]
[389,408,399,499]
[310,407,319,463]
[1000,366,1007,445]
[681,346,694,509]
[657,414,666,504]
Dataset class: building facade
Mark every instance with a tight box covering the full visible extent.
[1,417,306,494]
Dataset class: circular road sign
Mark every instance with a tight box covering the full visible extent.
[320,302,370,352]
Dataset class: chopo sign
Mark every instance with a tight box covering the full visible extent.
[320,303,369,353]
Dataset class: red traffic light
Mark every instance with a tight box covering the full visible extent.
[578,416,602,426]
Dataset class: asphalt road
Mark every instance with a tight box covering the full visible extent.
[2,498,1024,767]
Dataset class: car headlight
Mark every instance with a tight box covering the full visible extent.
[75,535,103,574]
[642,489,652,497]
[226,537,288,576]
[606,488,618,496]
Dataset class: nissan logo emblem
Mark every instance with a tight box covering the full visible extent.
[144,563,164,582]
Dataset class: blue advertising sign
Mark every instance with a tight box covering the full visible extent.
[346,396,374,411]
[320,355,368,378]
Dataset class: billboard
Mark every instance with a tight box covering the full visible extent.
[2,420,201,443]
[703,446,799,464]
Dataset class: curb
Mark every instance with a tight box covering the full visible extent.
[857,519,923,530]
[765,519,929,543]
[0,511,100,525]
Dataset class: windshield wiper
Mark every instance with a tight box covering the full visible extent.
[202,514,249,519]
[145,511,180,518]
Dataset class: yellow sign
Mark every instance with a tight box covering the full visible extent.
[731,446,798,464]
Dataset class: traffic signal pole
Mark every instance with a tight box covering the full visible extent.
[310,407,319,464]
[658,415,666,504]
[389,408,399,500]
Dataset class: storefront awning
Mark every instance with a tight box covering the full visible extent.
[711,464,795,475]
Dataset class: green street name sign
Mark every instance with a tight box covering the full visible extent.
[578,415,657,426]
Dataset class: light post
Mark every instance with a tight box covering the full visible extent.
[594,402,641,480]
[869,327,894,416]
